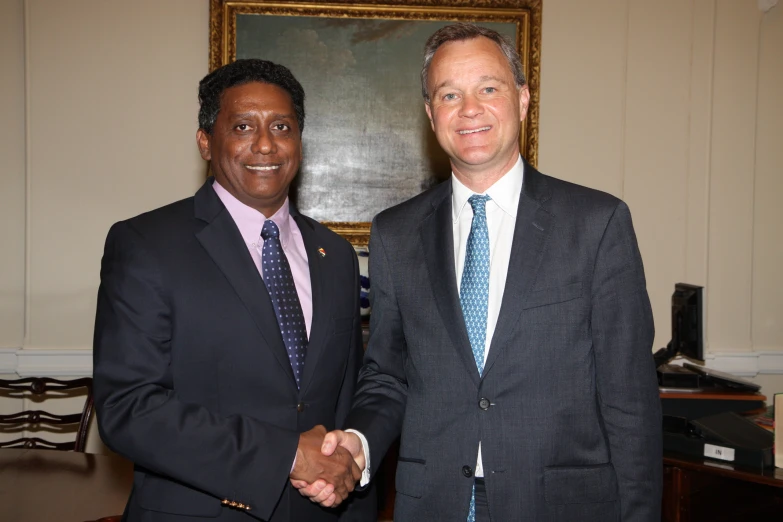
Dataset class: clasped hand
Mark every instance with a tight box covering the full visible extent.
[289,426,364,508]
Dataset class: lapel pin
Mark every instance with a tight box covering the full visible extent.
[318,247,326,258]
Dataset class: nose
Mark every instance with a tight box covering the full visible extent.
[459,93,483,118]
[251,129,276,155]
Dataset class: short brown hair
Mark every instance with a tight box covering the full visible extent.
[421,23,526,102]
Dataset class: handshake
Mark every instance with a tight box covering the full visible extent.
[289,425,365,508]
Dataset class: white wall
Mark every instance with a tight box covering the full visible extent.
[540,0,783,388]
[0,0,26,350]
[24,0,208,350]
[0,1,781,397]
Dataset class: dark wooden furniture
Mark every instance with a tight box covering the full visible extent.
[663,451,783,521]
[0,447,132,522]
[660,388,767,419]
[0,377,94,451]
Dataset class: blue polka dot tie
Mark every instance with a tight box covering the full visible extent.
[261,219,308,389]
[459,194,491,522]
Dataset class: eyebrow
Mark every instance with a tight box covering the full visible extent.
[228,111,295,120]
[477,75,509,84]
[431,75,510,95]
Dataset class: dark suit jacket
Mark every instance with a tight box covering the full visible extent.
[346,162,662,521]
[93,178,374,522]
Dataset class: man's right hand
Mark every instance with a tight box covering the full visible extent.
[292,430,364,506]
[289,425,361,507]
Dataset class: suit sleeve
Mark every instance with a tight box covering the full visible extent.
[334,249,363,428]
[334,246,379,521]
[344,216,408,476]
[93,221,299,521]
[590,201,662,522]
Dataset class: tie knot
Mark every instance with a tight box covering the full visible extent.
[261,219,280,240]
[468,194,491,215]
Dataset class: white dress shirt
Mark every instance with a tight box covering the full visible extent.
[452,156,524,477]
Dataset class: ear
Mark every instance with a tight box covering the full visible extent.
[518,85,531,122]
[196,129,212,161]
[424,102,435,131]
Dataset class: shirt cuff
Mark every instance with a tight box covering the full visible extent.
[345,429,371,487]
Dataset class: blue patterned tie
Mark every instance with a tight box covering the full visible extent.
[459,194,491,522]
[261,219,308,388]
[460,194,491,376]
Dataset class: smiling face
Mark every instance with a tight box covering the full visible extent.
[196,81,302,217]
[425,36,529,191]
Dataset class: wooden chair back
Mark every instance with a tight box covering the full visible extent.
[0,377,94,451]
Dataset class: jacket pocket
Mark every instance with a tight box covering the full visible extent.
[543,463,618,505]
[395,458,426,499]
[523,281,583,310]
[136,473,222,517]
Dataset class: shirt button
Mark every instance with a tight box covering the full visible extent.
[296,402,305,413]
[462,465,473,478]
[479,398,490,410]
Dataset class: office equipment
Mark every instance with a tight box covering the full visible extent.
[654,283,704,367]
[663,411,773,468]
[654,283,705,389]
[682,362,761,392]
[658,363,701,388]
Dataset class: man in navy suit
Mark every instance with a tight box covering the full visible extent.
[94,59,373,521]
[299,23,662,522]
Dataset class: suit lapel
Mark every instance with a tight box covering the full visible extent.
[293,212,328,395]
[483,165,554,377]
[193,179,297,388]
[421,184,481,387]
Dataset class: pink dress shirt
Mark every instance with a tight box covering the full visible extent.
[212,181,312,337]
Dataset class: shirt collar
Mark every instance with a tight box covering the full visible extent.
[451,155,525,223]
[212,180,292,248]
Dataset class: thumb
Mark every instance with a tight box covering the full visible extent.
[321,430,343,456]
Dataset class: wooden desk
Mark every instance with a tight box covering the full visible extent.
[0,448,132,522]
[659,389,767,419]
[663,452,783,521]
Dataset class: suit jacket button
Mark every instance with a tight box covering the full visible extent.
[479,398,490,410]
[297,402,305,413]
[462,465,473,478]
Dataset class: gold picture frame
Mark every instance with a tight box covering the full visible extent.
[209,0,542,247]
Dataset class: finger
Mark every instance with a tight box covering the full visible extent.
[342,467,356,495]
[331,488,348,506]
[298,479,327,498]
[320,493,339,508]
[331,476,350,501]
[321,430,342,456]
[310,483,335,504]
[351,460,362,482]
[290,479,308,489]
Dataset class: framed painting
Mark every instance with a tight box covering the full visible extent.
[209,0,542,246]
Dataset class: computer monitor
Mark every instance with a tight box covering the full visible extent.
[653,283,704,368]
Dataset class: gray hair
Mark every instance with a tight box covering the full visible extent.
[421,23,526,102]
